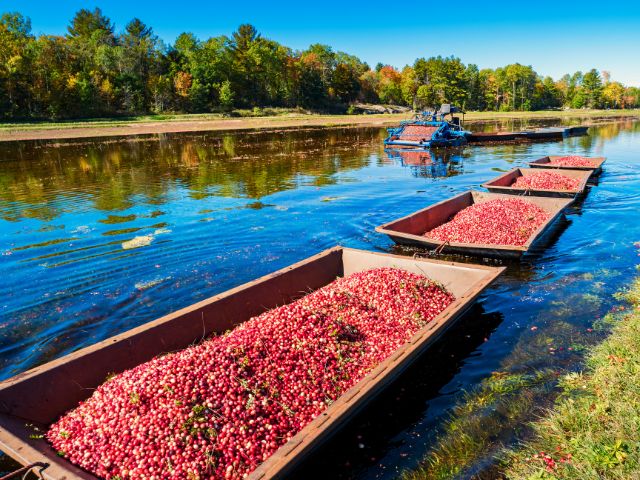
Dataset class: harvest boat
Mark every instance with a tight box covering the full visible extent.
[565,125,589,136]
[466,131,524,142]
[529,155,606,177]
[376,191,573,258]
[482,168,591,198]
[0,247,503,480]
[520,127,568,140]
[384,105,470,148]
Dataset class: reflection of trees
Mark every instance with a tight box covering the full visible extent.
[0,128,386,221]
[590,119,640,142]
[563,119,640,152]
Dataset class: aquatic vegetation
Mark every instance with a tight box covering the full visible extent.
[47,268,454,479]
[425,198,550,246]
[512,172,580,191]
[401,369,558,480]
[505,271,640,479]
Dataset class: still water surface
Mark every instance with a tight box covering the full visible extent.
[0,118,639,477]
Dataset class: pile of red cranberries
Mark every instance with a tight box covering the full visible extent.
[548,155,597,167]
[425,198,550,246]
[512,171,580,191]
[47,268,454,479]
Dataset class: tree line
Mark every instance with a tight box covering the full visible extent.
[1,8,639,120]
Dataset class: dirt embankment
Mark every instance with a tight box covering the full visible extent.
[0,115,406,142]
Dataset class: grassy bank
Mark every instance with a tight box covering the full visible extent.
[0,109,638,142]
[506,267,640,479]
[0,108,310,131]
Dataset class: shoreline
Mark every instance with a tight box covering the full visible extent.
[505,268,640,479]
[0,110,638,143]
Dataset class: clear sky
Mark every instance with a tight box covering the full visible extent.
[2,0,639,86]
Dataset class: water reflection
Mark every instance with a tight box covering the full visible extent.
[0,128,386,223]
[385,148,465,178]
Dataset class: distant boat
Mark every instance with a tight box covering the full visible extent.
[467,126,589,143]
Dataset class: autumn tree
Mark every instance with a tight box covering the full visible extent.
[376,66,402,104]
[603,82,625,108]
[0,9,635,119]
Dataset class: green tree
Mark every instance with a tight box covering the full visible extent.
[413,56,467,109]
[116,18,160,112]
[463,64,482,110]
[64,8,118,115]
[582,69,603,108]
[229,24,261,105]
[296,54,327,108]
[0,12,33,116]
[218,80,234,111]
[501,63,537,110]
[331,62,360,103]
[400,66,417,108]
[67,8,114,40]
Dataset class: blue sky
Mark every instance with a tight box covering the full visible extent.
[3,0,639,85]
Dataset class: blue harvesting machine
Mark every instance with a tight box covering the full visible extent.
[384,104,470,148]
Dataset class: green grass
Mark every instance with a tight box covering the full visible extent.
[505,267,640,479]
[401,369,558,480]
[399,316,598,480]
[0,109,638,132]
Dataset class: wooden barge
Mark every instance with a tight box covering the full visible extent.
[482,168,591,198]
[0,247,503,480]
[529,155,606,177]
[376,191,573,258]
[467,126,589,144]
